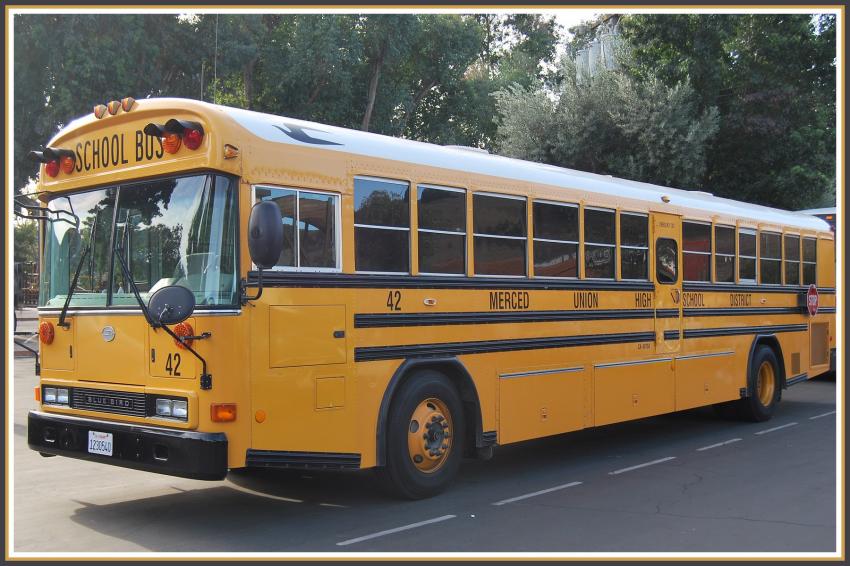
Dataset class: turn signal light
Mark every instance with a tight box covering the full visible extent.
[34,386,41,402]
[173,322,193,349]
[163,132,182,154]
[61,154,75,174]
[211,403,237,422]
[39,321,55,344]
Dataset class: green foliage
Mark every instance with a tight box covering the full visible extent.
[14,221,38,265]
[620,13,836,209]
[495,58,719,189]
[13,13,835,213]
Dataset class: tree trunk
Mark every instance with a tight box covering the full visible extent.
[361,52,385,132]
[399,79,437,133]
[243,55,259,110]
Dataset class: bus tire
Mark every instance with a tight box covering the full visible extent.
[736,345,781,422]
[379,370,464,499]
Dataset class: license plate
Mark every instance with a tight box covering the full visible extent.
[87,431,113,456]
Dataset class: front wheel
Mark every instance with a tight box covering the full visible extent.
[736,345,781,422]
[379,370,464,499]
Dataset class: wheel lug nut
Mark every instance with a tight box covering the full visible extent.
[413,455,423,463]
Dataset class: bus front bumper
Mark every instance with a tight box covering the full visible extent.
[28,411,228,481]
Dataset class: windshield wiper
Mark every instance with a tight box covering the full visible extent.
[57,244,91,329]
[112,239,157,328]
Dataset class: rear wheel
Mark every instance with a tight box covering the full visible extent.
[735,345,781,422]
[379,370,464,499]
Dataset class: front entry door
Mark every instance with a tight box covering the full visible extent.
[652,212,682,354]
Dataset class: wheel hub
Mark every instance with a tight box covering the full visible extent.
[407,398,453,473]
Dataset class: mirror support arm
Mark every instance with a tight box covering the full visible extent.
[241,268,264,305]
[157,320,213,390]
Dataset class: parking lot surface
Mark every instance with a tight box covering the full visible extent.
[11,357,837,553]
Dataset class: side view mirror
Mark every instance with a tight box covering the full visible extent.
[248,201,283,270]
[148,285,196,326]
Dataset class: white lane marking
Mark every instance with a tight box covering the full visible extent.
[492,481,583,506]
[608,456,676,475]
[336,515,456,546]
[696,438,742,451]
[754,422,798,435]
[809,410,836,420]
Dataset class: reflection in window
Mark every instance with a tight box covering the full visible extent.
[683,221,711,282]
[620,213,648,280]
[473,193,526,276]
[738,229,757,282]
[759,232,781,284]
[354,177,410,273]
[656,238,678,284]
[533,200,578,278]
[802,237,817,285]
[255,186,338,270]
[784,234,800,285]
[714,225,735,283]
[584,207,614,279]
[112,175,239,306]
[418,185,465,274]
[40,189,115,307]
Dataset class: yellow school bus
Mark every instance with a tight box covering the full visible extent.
[26,97,836,498]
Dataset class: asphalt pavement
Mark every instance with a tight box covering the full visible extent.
[10,356,838,554]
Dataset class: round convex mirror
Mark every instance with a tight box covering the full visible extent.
[148,285,196,326]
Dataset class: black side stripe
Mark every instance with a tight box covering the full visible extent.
[355,309,655,328]
[354,331,656,362]
[818,307,837,314]
[250,271,654,291]
[683,282,836,295]
[684,324,808,339]
[655,309,679,319]
[664,330,681,340]
[785,373,808,387]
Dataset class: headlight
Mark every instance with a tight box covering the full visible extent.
[156,398,173,417]
[154,398,188,420]
[172,400,188,418]
[56,388,69,404]
[44,387,57,403]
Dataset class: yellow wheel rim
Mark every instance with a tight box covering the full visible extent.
[407,397,453,473]
[756,361,776,407]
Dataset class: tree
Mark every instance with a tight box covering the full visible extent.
[495,56,719,189]
[621,13,836,209]
[14,221,38,265]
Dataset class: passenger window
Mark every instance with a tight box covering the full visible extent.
[584,207,615,279]
[354,177,410,273]
[738,229,757,282]
[683,222,711,282]
[418,185,466,274]
[714,225,735,283]
[802,237,817,284]
[533,200,578,278]
[256,186,339,270]
[473,193,526,276]
[784,234,800,285]
[620,212,649,280]
[655,238,678,284]
[759,232,781,284]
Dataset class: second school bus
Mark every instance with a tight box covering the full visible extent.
[27,98,836,498]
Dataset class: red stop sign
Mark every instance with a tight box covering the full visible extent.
[807,284,819,316]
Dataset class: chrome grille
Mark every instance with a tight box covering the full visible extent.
[71,387,147,417]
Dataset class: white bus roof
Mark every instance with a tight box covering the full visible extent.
[796,207,835,215]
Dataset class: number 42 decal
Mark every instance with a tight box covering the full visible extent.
[386,290,402,311]
[165,352,182,376]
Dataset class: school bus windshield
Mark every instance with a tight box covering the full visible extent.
[39,173,239,309]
